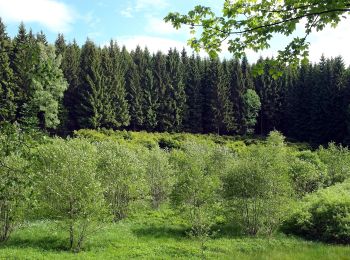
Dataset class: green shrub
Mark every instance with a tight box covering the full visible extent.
[33,138,108,252]
[158,137,180,150]
[289,150,326,197]
[223,131,294,236]
[0,155,29,242]
[170,143,224,237]
[318,143,350,186]
[143,147,174,209]
[0,123,37,242]
[97,141,147,221]
[283,181,350,244]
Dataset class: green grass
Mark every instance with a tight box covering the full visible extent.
[1,209,349,259]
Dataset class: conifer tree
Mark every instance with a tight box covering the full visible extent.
[166,48,186,131]
[54,33,66,57]
[126,46,144,130]
[76,39,104,129]
[10,23,39,125]
[142,49,158,131]
[0,18,16,122]
[182,53,203,133]
[60,40,81,133]
[153,51,169,132]
[36,30,48,45]
[102,41,130,128]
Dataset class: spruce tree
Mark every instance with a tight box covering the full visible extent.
[10,23,38,125]
[182,54,203,133]
[166,48,186,131]
[0,18,16,122]
[55,33,66,57]
[60,39,81,133]
[102,41,130,128]
[153,51,169,132]
[125,46,144,130]
[76,39,104,129]
[142,48,158,131]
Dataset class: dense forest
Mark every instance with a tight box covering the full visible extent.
[1,19,350,145]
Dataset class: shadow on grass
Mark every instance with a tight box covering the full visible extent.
[132,223,242,240]
[0,236,69,252]
[132,225,187,239]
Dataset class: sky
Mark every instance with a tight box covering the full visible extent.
[0,0,349,64]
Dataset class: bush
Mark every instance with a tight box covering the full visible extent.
[283,181,350,244]
[97,141,147,221]
[170,143,225,237]
[143,147,174,209]
[0,155,29,242]
[223,131,294,235]
[289,150,326,197]
[0,123,36,242]
[33,138,108,252]
[318,143,350,186]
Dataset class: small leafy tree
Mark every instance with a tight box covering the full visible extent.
[289,150,327,198]
[243,89,261,134]
[34,138,108,252]
[170,143,226,257]
[97,141,146,221]
[144,147,174,209]
[223,131,294,235]
[318,143,350,186]
[0,123,33,242]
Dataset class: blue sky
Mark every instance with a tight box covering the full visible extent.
[0,0,349,63]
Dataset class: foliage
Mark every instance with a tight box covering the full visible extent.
[33,138,108,252]
[223,131,294,235]
[0,123,38,242]
[0,155,29,242]
[29,43,68,129]
[243,89,261,134]
[97,141,146,221]
[170,143,226,237]
[143,147,174,209]
[317,143,350,186]
[289,150,326,198]
[283,181,350,244]
[165,0,350,73]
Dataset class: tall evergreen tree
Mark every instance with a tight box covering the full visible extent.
[102,41,130,128]
[182,53,203,133]
[141,48,158,131]
[59,39,81,133]
[76,39,105,129]
[211,59,235,134]
[153,51,169,132]
[0,18,16,122]
[54,33,66,57]
[126,46,144,130]
[158,48,185,132]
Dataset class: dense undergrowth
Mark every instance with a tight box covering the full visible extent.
[1,124,350,258]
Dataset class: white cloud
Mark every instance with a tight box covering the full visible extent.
[0,0,74,32]
[120,0,169,18]
[120,7,133,18]
[145,16,183,35]
[308,19,350,64]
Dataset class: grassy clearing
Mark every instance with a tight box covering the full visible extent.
[1,209,349,259]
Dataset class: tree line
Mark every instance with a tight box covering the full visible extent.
[1,19,350,144]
